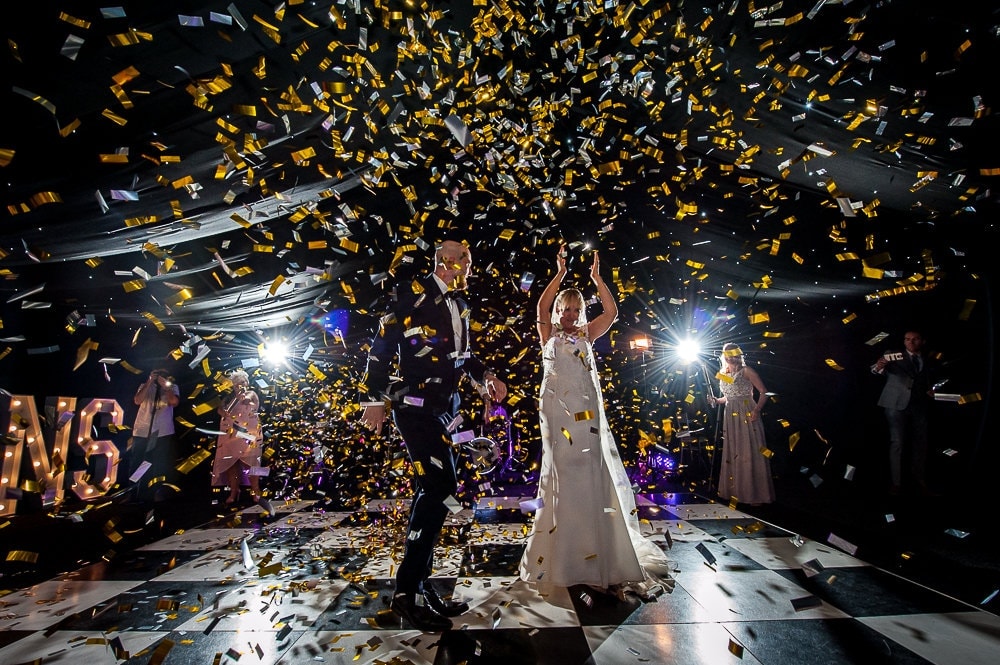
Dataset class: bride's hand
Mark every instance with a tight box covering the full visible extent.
[590,251,600,282]
[556,244,567,274]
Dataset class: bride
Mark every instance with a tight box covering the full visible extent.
[518,244,672,601]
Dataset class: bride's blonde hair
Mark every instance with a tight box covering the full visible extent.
[552,288,587,329]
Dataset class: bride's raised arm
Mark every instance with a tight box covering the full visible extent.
[537,244,567,346]
[587,251,618,341]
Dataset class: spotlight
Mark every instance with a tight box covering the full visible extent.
[261,341,289,366]
[675,338,701,364]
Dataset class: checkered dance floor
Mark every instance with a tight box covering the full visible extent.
[2,492,998,664]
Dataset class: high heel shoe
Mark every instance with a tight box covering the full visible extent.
[251,493,275,515]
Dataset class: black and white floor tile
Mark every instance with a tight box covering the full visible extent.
[1,492,997,664]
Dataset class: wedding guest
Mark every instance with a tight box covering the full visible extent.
[709,343,775,506]
[129,368,179,501]
[871,330,936,495]
[210,370,265,507]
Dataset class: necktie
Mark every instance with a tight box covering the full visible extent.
[911,354,922,372]
[443,291,462,354]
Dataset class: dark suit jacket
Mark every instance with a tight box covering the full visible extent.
[875,351,934,411]
[362,275,491,415]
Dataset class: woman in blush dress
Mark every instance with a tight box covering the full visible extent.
[709,343,775,505]
[519,245,671,601]
[211,370,265,506]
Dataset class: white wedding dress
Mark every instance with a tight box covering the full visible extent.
[519,328,672,597]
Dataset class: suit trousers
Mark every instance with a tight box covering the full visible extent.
[392,404,459,595]
[128,433,175,500]
[884,404,929,488]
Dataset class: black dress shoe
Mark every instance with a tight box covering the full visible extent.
[390,594,452,632]
[422,586,469,617]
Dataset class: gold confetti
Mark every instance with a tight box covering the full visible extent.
[5,550,39,563]
[789,432,801,451]
[268,274,287,295]
[958,299,976,321]
[176,448,212,474]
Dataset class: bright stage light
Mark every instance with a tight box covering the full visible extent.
[261,341,289,366]
[675,338,701,364]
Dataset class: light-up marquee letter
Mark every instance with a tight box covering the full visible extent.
[70,399,125,500]
[0,396,75,516]
[0,428,24,517]
[1,395,124,516]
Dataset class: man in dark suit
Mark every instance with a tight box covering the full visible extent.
[360,240,507,632]
[871,330,935,495]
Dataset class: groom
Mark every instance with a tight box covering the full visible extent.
[360,239,507,631]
